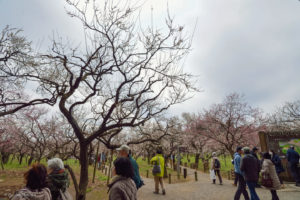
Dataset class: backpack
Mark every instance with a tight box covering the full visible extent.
[214,159,221,169]
[152,157,161,175]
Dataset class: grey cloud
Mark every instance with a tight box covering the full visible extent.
[1,0,299,116]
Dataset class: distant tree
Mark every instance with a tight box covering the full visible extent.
[182,112,214,169]
[268,100,300,131]
[0,116,19,168]
[197,93,262,157]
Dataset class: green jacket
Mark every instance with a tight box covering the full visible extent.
[47,170,70,200]
[129,155,142,189]
[150,154,165,177]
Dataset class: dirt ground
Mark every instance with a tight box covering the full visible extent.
[137,171,300,200]
[1,168,300,200]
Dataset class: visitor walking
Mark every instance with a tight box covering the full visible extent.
[270,150,285,185]
[108,157,137,200]
[117,144,143,189]
[261,152,281,200]
[232,151,239,186]
[211,152,222,185]
[47,158,72,200]
[241,147,260,200]
[10,164,52,200]
[234,147,249,200]
[151,149,166,195]
[286,146,300,186]
[251,147,261,188]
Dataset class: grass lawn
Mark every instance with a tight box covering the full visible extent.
[0,158,109,199]
[0,155,193,199]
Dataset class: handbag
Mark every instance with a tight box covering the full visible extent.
[210,169,216,180]
[59,189,73,200]
[152,157,161,175]
[261,173,273,188]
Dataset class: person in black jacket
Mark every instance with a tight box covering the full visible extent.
[270,149,284,185]
[251,147,261,188]
[240,147,260,200]
[251,147,259,160]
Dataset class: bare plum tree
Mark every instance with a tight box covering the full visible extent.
[0,26,57,117]
[1,1,197,198]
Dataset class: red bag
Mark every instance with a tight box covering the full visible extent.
[261,173,273,188]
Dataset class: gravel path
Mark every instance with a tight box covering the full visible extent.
[137,170,300,200]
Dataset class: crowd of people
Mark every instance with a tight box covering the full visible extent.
[232,146,300,200]
[8,144,299,200]
[9,145,164,200]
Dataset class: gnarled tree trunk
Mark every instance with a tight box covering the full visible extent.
[78,143,89,200]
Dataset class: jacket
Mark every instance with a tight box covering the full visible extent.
[240,154,260,182]
[271,154,284,174]
[108,176,137,200]
[10,188,52,200]
[47,169,70,200]
[234,152,242,175]
[250,151,259,160]
[128,155,142,189]
[210,156,220,170]
[150,154,165,177]
[287,148,300,165]
[261,159,281,190]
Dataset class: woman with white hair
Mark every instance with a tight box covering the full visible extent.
[47,158,72,200]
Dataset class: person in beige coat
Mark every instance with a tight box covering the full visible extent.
[108,157,137,200]
[261,152,281,200]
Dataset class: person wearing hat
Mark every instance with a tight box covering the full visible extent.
[211,152,222,185]
[117,144,143,189]
[234,147,249,200]
[286,146,300,186]
[240,147,260,200]
[47,158,71,200]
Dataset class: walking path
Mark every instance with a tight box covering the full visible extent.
[137,170,300,200]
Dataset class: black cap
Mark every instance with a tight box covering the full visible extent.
[236,147,242,152]
[252,147,258,151]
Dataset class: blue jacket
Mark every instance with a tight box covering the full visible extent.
[287,148,300,165]
[129,155,143,189]
[234,152,242,175]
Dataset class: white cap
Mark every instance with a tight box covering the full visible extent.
[116,144,130,153]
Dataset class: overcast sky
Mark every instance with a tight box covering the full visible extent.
[1,0,300,116]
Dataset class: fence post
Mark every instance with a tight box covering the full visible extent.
[146,170,149,178]
[231,169,235,181]
[92,141,100,183]
[227,171,231,180]
[183,168,187,179]
[105,167,107,175]
[194,171,198,181]
[168,173,171,184]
